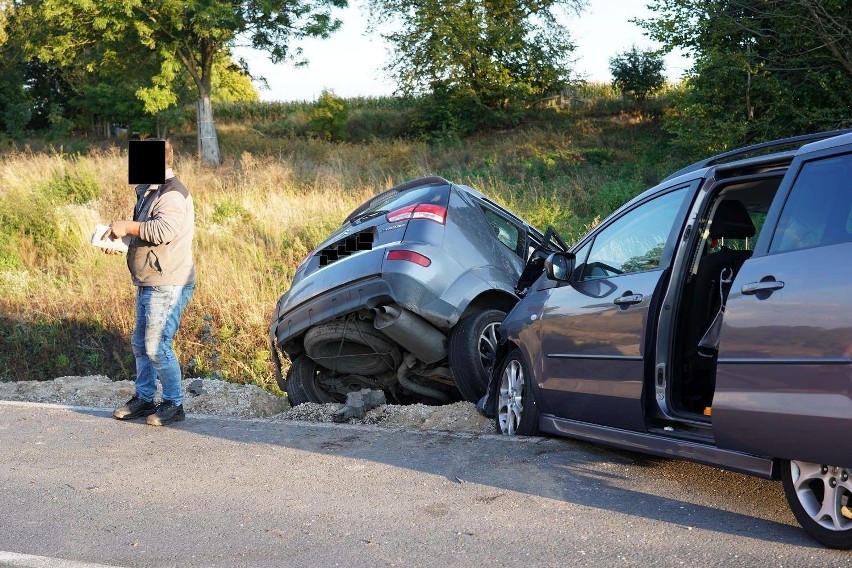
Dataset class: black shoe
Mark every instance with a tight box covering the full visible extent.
[146,400,185,426]
[113,396,157,420]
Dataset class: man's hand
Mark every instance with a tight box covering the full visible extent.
[101,221,140,255]
[108,220,141,239]
[98,227,119,255]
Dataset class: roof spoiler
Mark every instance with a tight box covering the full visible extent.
[344,176,452,224]
[659,129,852,184]
[387,175,451,193]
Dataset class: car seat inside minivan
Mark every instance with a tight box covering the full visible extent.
[672,178,782,416]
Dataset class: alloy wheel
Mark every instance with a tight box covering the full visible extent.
[789,460,852,531]
[478,321,500,376]
[497,359,524,435]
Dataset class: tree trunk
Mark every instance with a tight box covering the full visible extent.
[196,94,220,166]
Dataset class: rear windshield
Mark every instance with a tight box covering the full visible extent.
[346,184,450,225]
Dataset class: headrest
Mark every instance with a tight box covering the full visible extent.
[710,200,756,239]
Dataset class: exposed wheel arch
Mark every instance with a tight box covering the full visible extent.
[459,290,517,321]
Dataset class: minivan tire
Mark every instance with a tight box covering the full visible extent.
[495,348,539,436]
[781,459,852,549]
[448,309,505,402]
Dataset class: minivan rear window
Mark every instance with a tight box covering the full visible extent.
[770,153,852,253]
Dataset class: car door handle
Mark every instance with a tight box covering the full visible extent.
[741,280,785,295]
[613,293,643,306]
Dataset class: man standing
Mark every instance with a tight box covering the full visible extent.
[109,139,196,426]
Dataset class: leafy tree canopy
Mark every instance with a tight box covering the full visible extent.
[367,0,585,133]
[609,46,665,103]
[13,0,345,160]
[641,0,852,156]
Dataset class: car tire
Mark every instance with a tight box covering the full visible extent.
[448,308,505,402]
[303,319,402,375]
[781,459,852,549]
[284,356,337,406]
[495,348,539,436]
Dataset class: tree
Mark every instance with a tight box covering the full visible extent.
[609,46,665,104]
[26,0,347,164]
[367,0,584,132]
[641,0,852,155]
[0,2,31,137]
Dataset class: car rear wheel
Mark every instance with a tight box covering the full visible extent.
[448,309,505,402]
[285,355,385,405]
[284,356,336,405]
[303,319,402,375]
[781,459,852,549]
[495,348,539,436]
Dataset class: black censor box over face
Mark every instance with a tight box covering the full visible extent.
[128,139,166,185]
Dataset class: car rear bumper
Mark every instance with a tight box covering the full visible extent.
[269,271,462,358]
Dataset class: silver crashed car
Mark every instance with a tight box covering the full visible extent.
[270,176,566,406]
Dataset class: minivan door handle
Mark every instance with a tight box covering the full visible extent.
[613,293,643,306]
[741,279,785,295]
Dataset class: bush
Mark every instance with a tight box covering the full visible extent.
[610,46,666,104]
[0,160,101,270]
[44,163,100,204]
[412,82,519,138]
[345,108,416,142]
[308,90,349,141]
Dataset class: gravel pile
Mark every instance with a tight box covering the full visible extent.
[0,376,496,434]
[275,400,496,434]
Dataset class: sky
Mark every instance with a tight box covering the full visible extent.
[232,0,691,103]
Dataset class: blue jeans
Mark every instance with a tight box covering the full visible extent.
[131,285,195,406]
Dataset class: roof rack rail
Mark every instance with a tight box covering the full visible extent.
[659,128,852,184]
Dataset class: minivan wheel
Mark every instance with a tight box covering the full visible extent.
[781,459,852,549]
[495,348,539,436]
[448,309,505,402]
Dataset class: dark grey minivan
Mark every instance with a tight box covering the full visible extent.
[488,130,852,548]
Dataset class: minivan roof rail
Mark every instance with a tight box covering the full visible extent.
[659,129,852,184]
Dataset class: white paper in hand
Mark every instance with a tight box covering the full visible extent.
[91,224,131,253]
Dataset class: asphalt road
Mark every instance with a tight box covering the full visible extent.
[1,401,850,568]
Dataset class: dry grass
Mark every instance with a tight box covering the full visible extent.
[0,116,673,388]
[0,140,398,388]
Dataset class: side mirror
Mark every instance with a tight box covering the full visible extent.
[545,252,576,282]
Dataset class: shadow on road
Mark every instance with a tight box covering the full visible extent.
[67,405,825,551]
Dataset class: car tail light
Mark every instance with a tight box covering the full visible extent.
[386,203,447,224]
[386,249,431,267]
